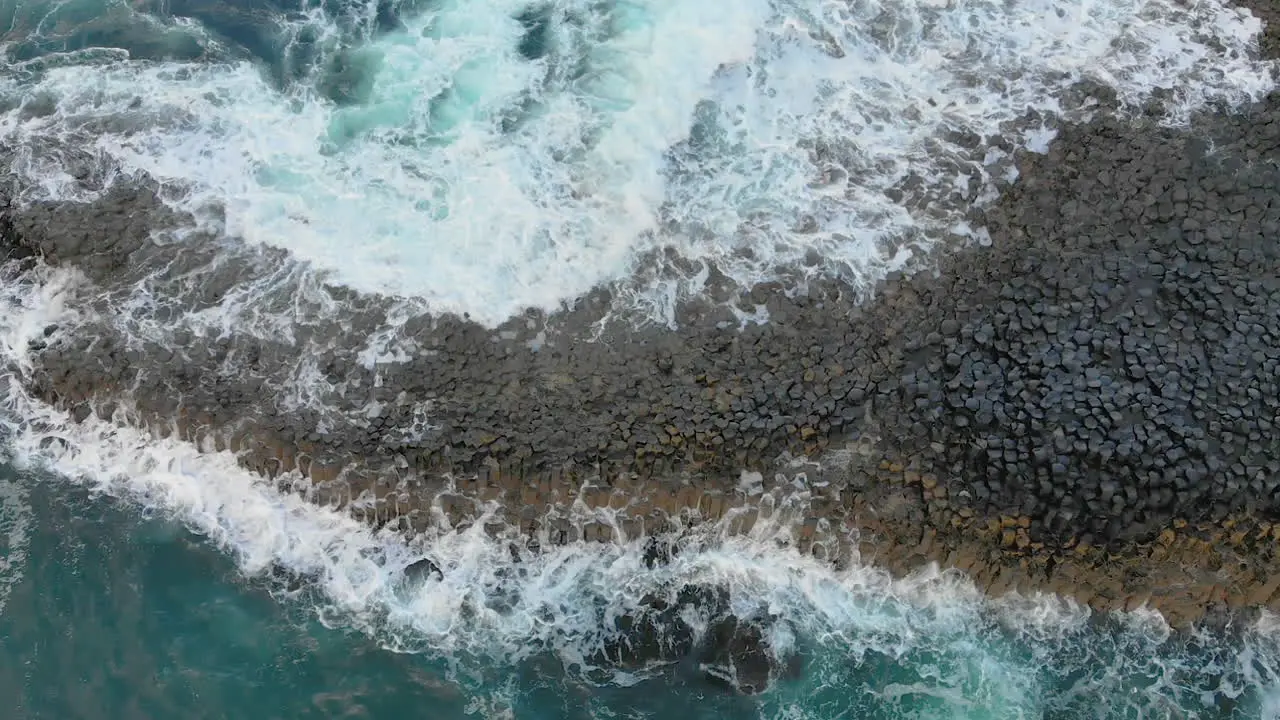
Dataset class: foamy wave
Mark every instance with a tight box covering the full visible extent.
[4,268,1280,715]
[0,0,1274,328]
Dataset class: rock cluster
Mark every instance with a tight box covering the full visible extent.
[0,173,895,493]
[3,8,1280,631]
[872,100,1280,546]
[1238,0,1280,58]
[596,583,797,695]
[10,90,1280,553]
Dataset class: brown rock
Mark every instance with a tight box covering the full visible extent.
[675,486,696,507]
[1089,594,1118,613]
[988,566,1017,596]
[729,508,759,535]
[520,486,540,507]
[953,548,981,572]
[858,541,878,562]
[703,494,725,519]
[970,563,994,590]
[1123,592,1151,612]
[799,517,819,540]
[1246,575,1280,606]
[917,528,937,557]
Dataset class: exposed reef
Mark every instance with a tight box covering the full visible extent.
[4,15,1280,637]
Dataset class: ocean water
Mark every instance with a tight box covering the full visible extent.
[4,417,1280,719]
[1,0,1274,326]
[4,0,1280,717]
[0,289,1279,719]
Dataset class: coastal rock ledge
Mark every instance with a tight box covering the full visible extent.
[6,26,1280,633]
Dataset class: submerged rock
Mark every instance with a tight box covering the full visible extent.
[404,556,443,583]
[596,583,798,695]
[699,614,776,695]
[264,563,320,593]
[642,536,680,569]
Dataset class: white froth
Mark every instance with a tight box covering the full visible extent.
[4,268,1280,713]
[0,0,1274,327]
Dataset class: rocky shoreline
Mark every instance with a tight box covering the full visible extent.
[3,9,1280,633]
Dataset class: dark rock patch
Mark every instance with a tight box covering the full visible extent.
[596,584,797,695]
[698,612,786,695]
[1,9,1280,625]
[864,94,1280,547]
[404,556,444,583]
[642,536,680,569]
[8,90,1280,554]
[1236,0,1280,61]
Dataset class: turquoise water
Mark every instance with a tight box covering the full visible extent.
[0,465,772,720]
[4,0,1280,716]
[1,0,1271,324]
[3,458,1280,719]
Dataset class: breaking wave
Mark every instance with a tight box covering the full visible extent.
[3,0,1280,715]
[0,0,1274,326]
[2,263,1280,717]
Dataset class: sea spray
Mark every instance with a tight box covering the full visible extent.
[0,0,1273,329]
[2,0,1280,715]
[3,264,1280,716]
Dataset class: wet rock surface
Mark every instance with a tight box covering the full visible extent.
[1238,0,1280,59]
[403,557,444,584]
[3,8,1280,627]
[596,584,796,695]
[10,93,1280,544]
[873,104,1280,547]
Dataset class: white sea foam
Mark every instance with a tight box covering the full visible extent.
[0,0,1274,328]
[0,1,1279,707]
[3,267,1280,716]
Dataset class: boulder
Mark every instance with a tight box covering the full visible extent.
[595,583,798,694]
[403,556,443,583]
